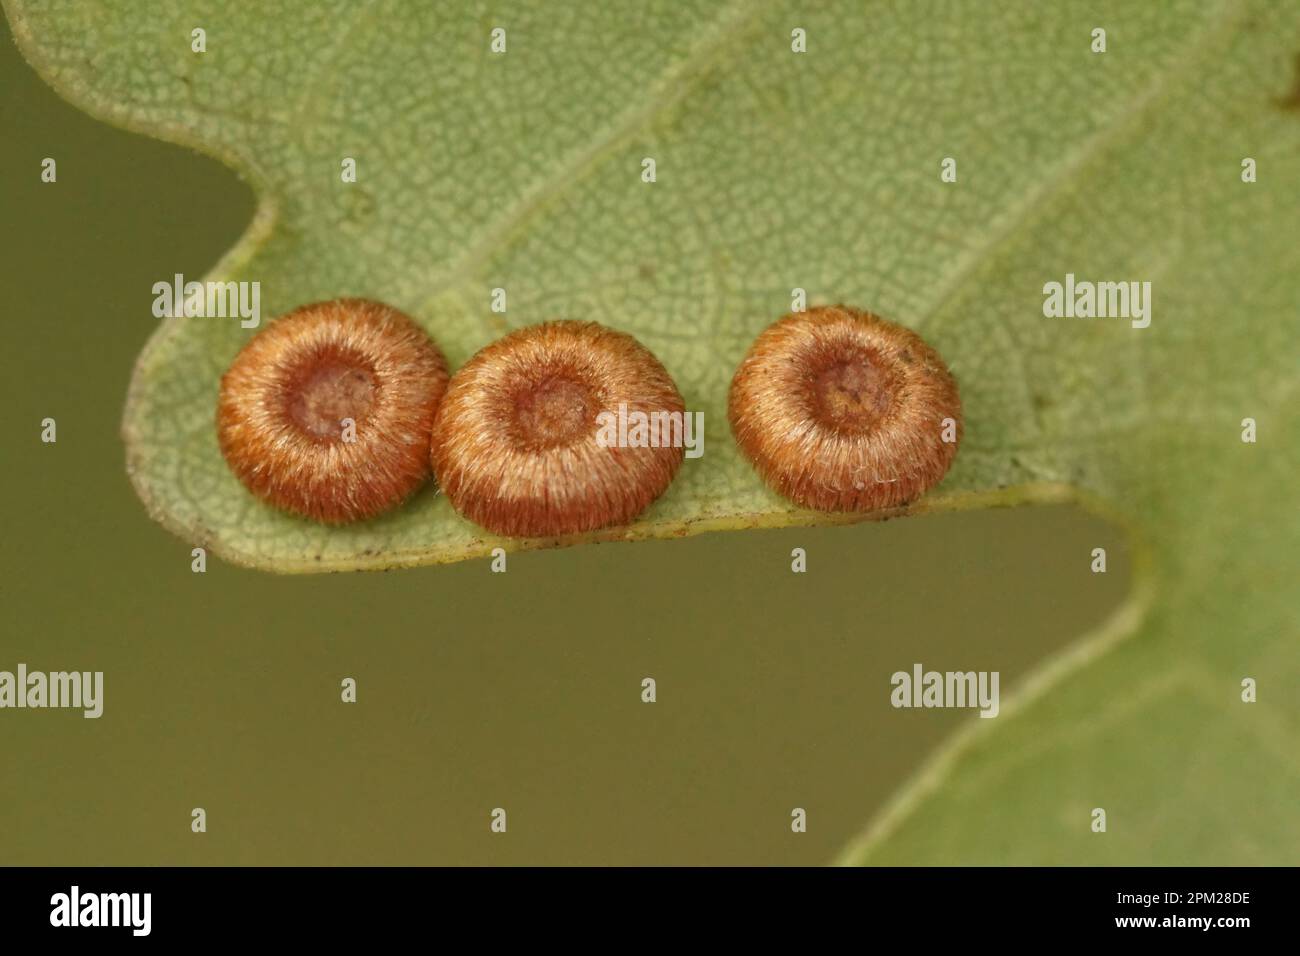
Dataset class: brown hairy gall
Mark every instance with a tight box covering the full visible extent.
[728,305,962,512]
[431,321,685,537]
[218,298,449,523]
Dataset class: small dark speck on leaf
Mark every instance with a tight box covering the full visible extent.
[341,188,376,225]
[1276,53,1300,112]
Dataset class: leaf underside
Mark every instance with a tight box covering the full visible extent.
[8,0,1299,864]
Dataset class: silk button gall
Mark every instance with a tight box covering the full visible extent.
[728,305,962,512]
[431,321,685,537]
[217,298,450,523]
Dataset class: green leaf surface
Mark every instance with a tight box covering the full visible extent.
[7,0,1298,863]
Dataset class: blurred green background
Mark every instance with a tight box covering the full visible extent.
[0,16,1128,865]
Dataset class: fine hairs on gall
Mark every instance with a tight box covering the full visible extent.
[728,305,962,512]
[431,321,686,538]
[218,298,450,523]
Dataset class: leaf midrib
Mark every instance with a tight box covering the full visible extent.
[415,0,769,323]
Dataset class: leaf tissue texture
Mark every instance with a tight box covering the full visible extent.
[7,0,1299,863]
